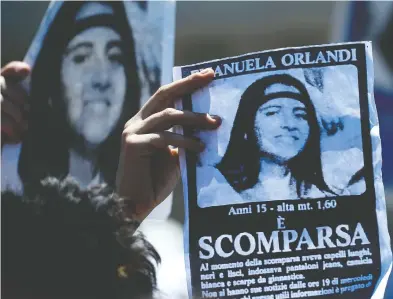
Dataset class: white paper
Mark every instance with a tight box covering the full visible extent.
[174,42,391,299]
[1,0,176,220]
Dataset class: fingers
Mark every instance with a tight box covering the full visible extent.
[1,113,27,143]
[1,73,29,144]
[1,61,31,81]
[123,131,205,153]
[141,68,214,117]
[136,108,221,134]
[0,62,30,145]
[1,98,28,138]
[1,76,29,108]
[1,95,25,124]
[121,69,220,155]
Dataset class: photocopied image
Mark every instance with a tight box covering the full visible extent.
[174,43,390,299]
[1,1,175,202]
[194,66,366,207]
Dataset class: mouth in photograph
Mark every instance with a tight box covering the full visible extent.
[275,134,299,141]
[84,99,110,107]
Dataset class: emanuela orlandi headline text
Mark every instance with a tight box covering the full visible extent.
[191,48,358,78]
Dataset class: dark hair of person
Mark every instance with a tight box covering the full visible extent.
[2,177,160,299]
[18,1,140,188]
[216,74,331,196]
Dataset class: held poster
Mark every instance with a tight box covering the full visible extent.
[173,42,392,299]
[1,0,175,219]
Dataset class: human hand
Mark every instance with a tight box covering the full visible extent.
[1,61,30,146]
[116,69,220,222]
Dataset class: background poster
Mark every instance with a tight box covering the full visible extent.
[1,0,175,219]
[174,42,391,298]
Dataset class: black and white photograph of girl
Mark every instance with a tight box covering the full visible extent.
[1,2,179,295]
[196,65,366,208]
[1,1,175,197]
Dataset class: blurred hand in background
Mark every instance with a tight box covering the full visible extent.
[1,61,30,146]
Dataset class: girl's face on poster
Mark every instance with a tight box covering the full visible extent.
[254,97,310,162]
[61,24,126,145]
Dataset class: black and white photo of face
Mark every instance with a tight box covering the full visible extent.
[61,3,126,145]
[254,96,310,162]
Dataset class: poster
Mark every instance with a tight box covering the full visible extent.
[1,0,175,219]
[174,42,391,298]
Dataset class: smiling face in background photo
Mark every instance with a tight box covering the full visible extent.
[254,96,310,162]
[60,3,126,146]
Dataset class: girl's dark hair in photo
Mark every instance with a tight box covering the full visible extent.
[2,177,159,299]
[18,1,140,188]
[216,74,331,197]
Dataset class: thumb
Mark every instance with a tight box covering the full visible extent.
[1,61,31,81]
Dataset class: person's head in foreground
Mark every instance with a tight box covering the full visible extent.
[2,177,159,299]
[217,73,331,198]
[19,1,140,187]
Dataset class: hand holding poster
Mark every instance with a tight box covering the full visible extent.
[174,42,391,298]
[1,0,175,219]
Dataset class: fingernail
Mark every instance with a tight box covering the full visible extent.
[208,114,222,125]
